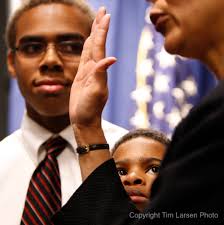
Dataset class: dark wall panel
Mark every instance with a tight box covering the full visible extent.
[0,0,9,140]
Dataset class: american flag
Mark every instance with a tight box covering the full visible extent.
[130,6,217,137]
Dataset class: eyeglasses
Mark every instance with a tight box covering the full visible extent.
[14,40,84,61]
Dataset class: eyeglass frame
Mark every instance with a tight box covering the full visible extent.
[12,36,85,61]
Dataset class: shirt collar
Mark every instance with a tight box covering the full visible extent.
[21,113,77,164]
[59,125,77,151]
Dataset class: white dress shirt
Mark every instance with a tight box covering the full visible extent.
[0,113,127,225]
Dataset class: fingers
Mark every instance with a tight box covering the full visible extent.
[95,57,117,73]
[77,6,113,82]
[93,13,111,61]
[79,36,91,68]
[92,57,117,91]
[95,7,106,26]
[79,7,107,66]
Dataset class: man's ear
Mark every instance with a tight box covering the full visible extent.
[7,50,17,78]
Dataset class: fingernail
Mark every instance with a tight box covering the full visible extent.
[99,6,106,12]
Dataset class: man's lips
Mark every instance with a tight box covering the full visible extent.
[33,78,71,93]
[34,78,69,86]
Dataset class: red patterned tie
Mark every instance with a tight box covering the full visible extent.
[21,136,67,225]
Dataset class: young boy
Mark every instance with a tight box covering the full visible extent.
[112,129,170,211]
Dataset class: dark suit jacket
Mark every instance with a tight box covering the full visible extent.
[53,81,224,225]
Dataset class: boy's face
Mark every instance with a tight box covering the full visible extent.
[113,137,166,211]
[7,3,90,117]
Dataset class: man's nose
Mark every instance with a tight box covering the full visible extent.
[39,44,63,73]
[122,172,145,186]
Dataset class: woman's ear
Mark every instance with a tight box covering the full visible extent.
[7,50,17,78]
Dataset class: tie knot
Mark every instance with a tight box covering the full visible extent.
[44,136,67,157]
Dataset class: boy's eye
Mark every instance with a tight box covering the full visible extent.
[117,168,128,176]
[146,165,160,175]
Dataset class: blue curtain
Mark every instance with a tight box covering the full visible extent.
[7,0,217,136]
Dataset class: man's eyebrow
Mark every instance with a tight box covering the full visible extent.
[18,36,45,44]
[18,33,85,43]
[57,33,85,42]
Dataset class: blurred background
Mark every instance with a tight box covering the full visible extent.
[0,0,217,140]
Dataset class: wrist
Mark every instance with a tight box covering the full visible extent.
[72,123,107,146]
[76,143,109,154]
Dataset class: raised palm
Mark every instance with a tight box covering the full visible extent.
[69,7,116,128]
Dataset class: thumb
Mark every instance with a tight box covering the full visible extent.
[95,57,117,72]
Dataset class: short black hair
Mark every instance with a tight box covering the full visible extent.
[5,0,95,50]
[112,128,170,155]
